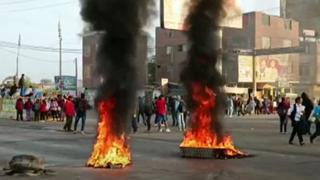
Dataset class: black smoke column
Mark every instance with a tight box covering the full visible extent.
[180,0,247,157]
[80,0,154,168]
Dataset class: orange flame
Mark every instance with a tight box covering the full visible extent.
[87,99,131,168]
[180,83,245,156]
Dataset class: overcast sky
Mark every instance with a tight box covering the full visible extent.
[0,0,279,83]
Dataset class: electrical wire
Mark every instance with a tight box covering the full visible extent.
[0,47,75,64]
[0,1,77,13]
[0,41,82,54]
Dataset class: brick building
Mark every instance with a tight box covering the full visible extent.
[155,27,188,83]
[281,0,320,34]
[82,31,148,89]
[222,12,300,96]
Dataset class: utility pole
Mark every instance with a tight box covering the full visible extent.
[75,58,78,96]
[252,50,257,97]
[58,20,63,92]
[16,34,21,85]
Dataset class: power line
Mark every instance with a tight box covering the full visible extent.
[0,47,75,64]
[0,0,43,6]
[0,41,82,54]
[0,1,77,13]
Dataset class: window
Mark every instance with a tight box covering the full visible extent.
[262,37,271,49]
[166,46,173,55]
[178,44,188,52]
[284,20,292,30]
[262,14,271,26]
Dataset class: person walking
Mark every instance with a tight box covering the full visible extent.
[301,92,314,135]
[64,96,75,132]
[288,97,305,146]
[24,98,33,121]
[277,97,290,134]
[156,95,170,133]
[309,100,320,144]
[74,93,90,134]
[15,98,24,121]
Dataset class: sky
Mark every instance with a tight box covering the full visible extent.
[0,0,279,83]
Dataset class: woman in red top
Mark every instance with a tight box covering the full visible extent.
[15,98,24,121]
[63,96,75,132]
[40,100,47,120]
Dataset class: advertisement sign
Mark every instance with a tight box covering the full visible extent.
[54,76,77,91]
[256,54,290,83]
[238,56,253,82]
[161,0,242,30]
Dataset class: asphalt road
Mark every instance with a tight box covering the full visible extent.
[0,112,319,180]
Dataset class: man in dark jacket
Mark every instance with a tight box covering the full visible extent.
[74,93,90,134]
[18,74,25,96]
[301,92,314,135]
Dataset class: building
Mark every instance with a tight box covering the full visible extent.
[155,27,188,84]
[82,31,148,89]
[297,30,320,97]
[281,0,320,34]
[222,12,300,97]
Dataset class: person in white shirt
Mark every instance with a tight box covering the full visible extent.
[287,97,305,145]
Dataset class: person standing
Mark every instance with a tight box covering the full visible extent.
[288,97,305,146]
[226,96,234,117]
[170,96,179,126]
[24,98,33,121]
[137,96,145,125]
[50,99,59,121]
[301,92,314,135]
[57,94,65,122]
[144,96,153,132]
[156,95,170,132]
[18,74,25,97]
[33,99,40,121]
[277,97,289,134]
[177,96,186,132]
[40,99,47,121]
[74,93,90,134]
[64,96,75,132]
[309,100,320,144]
[15,98,24,121]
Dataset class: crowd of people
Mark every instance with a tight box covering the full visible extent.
[14,93,91,134]
[131,95,187,133]
[226,95,286,117]
[276,92,320,145]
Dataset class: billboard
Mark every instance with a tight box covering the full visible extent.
[256,54,290,83]
[54,76,77,91]
[161,0,242,30]
[238,56,253,82]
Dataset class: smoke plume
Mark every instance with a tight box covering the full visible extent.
[181,0,225,137]
[80,0,154,135]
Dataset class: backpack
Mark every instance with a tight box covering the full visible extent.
[290,104,297,121]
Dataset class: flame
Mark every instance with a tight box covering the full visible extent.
[180,83,245,157]
[87,99,131,168]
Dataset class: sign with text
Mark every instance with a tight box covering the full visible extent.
[54,76,77,91]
